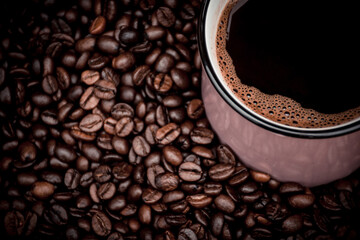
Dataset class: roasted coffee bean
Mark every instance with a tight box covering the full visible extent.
[113,162,133,180]
[80,87,100,110]
[186,194,212,208]
[187,99,204,119]
[214,194,235,213]
[93,80,117,100]
[31,181,55,200]
[79,113,103,133]
[211,212,224,236]
[279,182,305,194]
[89,16,106,35]
[170,68,190,90]
[162,148,181,169]
[94,165,112,183]
[288,194,315,209]
[112,136,130,155]
[142,187,163,204]
[155,172,179,191]
[156,123,181,145]
[112,51,136,71]
[190,127,214,145]
[82,143,102,162]
[108,195,126,211]
[44,204,68,225]
[179,162,202,182]
[92,211,111,236]
[153,73,173,93]
[111,103,134,120]
[115,117,134,137]
[132,136,151,157]
[145,26,166,41]
[250,170,271,183]
[282,214,303,233]
[209,164,235,181]
[217,145,236,165]
[155,53,175,73]
[132,65,150,87]
[191,146,214,159]
[204,182,223,196]
[64,168,81,189]
[156,7,176,27]
[98,182,116,200]
[42,75,58,94]
[97,36,119,55]
[88,54,110,70]
[55,143,77,163]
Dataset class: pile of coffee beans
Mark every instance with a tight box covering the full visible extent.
[1,0,359,239]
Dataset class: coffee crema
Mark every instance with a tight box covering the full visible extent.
[217,0,360,128]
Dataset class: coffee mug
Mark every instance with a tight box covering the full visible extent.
[198,0,360,187]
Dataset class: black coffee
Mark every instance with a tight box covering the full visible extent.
[218,0,360,128]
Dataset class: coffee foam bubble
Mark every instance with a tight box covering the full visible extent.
[216,0,360,128]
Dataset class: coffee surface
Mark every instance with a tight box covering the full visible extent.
[217,0,360,128]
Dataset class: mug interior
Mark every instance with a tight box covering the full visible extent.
[199,0,360,138]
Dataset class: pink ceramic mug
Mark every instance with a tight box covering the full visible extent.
[198,0,360,187]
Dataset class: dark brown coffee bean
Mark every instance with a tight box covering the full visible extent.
[115,117,134,137]
[250,170,271,183]
[153,73,173,92]
[31,181,55,200]
[112,136,129,155]
[112,51,136,71]
[187,99,204,119]
[82,143,102,162]
[156,123,181,145]
[118,26,140,46]
[170,68,190,90]
[214,194,235,213]
[228,166,249,186]
[132,136,151,157]
[142,187,163,204]
[179,162,202,182]
[156,7,175,27]
[42,75,58,94]
[41,109,59,126]
[89,16,106,35]
[217,145,236,165]
[190,127,214,145]
[163,145,183,166]
[204,182,223,196]
[319,194,342,211]
[145,26,166,41]
[98,182,116,200]
[155,53,175,73]
[55,143,77,163]
[191,146,214,159]
[155,172,179,191]
[70,125,97,141]
[282,214,303,233]
[92,211,111,236]
[163,190,185,204]
[279,182,305,194]
[208,163,235,182]
[80,87,100,110]
[64,168,81,189]
[97,36,119,55]
[113,162,133,180]
[56,67,70,90]
[88,54,110,70]
[104,117,117,135]
[93,80,117,100]
[132,65,150,86]
[287,193,315,209]
[94,165,112,183]
[138,204,152,225]
[111,103,134,120]
[44,204,68,225]
[242,191,263,204]
[211,212,224,236]
[186,194,212,208]
[108,195,126,211]
[79,113,103,133]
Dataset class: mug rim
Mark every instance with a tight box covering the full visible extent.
[197,0,360,139]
